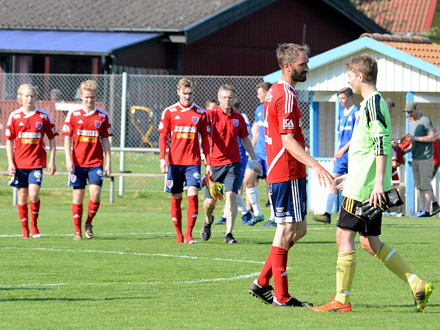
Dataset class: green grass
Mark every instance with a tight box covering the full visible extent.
[0,190,438,329]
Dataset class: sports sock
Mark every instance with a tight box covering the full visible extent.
[30,200,40,235]
[72,203,83,233]
[86,200,100,225]
[247,186,262,217]
[222,200,229,219]
[335,250,356,305]
[271,246,290,304]
[326,192,337,214]
[375,243,422,292]
[171,197,183,243]
[237,193,247,215]
[258,241,294,287]
[17,203,29,238]
[185,195,198,242]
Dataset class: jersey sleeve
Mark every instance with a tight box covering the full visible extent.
[101,115,113,138]
[158,109,170,134]
[367,100,391,156]
[44,113,59,139]
[62,110,74,136]
[237,115,249,139]
[276,93,297,135]
[5,113,16,140]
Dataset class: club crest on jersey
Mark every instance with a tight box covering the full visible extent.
[192,116,199,124]
[36,122,43,130]
[95,120,102,128]
[70,174,77,183]
[167,180,173,189]
[233,119,239,127]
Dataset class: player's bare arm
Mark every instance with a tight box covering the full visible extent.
[158,132,168,173]
[102,137,112,176]
[64,135,74,172]
[48,138,56,175]
[6,139,16,176]
[241,137,261,173]
[281,133,334,187]
[409,131,436,143]
[335,174,347,190]
[251,124,259,147]
[335,141,350,159]
[370,155,387,208]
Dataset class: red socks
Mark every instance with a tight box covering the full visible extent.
[171,197,183,243]
[72,203,83,233]
[271,246,290,304]
[258,241,294,287]
[17,203,29,238]
[30,200,40,236]
[86,200,100,225]
[185,195,198,243]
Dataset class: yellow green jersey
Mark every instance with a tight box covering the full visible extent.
[342,91,392,202]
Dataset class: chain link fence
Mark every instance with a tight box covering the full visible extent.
[0,73,310,194]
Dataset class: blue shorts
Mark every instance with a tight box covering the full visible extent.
[269,178,307,223]
[333,157,348,175]
[69,166,104,188]
[205,162,241,198]
[165,165,201,194]
[10,168,43,188]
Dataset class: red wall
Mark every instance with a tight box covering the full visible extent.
[180,0,366,75]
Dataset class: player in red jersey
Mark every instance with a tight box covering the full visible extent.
[248,43,334,306]
[158,78,212,244]
[62,80,112,241]
[201,84,261,244]
[6,84,58,238]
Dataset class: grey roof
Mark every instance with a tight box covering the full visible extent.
[0,0,244,32]
[0,0,386,44]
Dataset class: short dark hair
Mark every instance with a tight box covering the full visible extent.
[337,87,353,98]
[276,43,310,69]
[256,82,272,92]
[386,98,395,108]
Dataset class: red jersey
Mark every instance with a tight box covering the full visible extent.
[206,106,249,166]
[62,107,112,167]
[158,102,211,165]
[5,107,58,169]
[264,80,306,184]
[433,128,440,166]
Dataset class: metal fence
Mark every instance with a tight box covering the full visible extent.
[0,73,310,193]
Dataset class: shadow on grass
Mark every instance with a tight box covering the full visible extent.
[0,296,150,302]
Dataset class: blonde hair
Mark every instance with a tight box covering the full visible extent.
[17,84,37,104]
[80,80,98,93]
[276,43,310,69]
[177,78,194,90]
[218,84,235,97]
[346,54,378,85]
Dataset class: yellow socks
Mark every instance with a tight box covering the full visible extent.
[335,250,356,305]
[375,243,422,292]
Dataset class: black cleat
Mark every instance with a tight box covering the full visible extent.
[249,279,273,304]
[313,212,331,224]
[273,296,313,307]
[201,215,214,241]
[224,233,237,244]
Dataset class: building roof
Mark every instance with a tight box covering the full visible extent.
[361,33,440,67]
[0,0,385,45]
[357,0,437,33]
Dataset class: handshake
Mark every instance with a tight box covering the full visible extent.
[355,189,404,222]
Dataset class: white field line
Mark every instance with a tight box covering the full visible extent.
[0,272,261,289]
[0,246,265,264]
[0,246,262,288]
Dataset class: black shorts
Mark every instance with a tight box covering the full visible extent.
[337,197,382,236]
[204,162,241,199]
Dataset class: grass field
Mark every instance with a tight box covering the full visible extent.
[0,190,438,329]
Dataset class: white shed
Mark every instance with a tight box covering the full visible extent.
[264,34,440,216]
